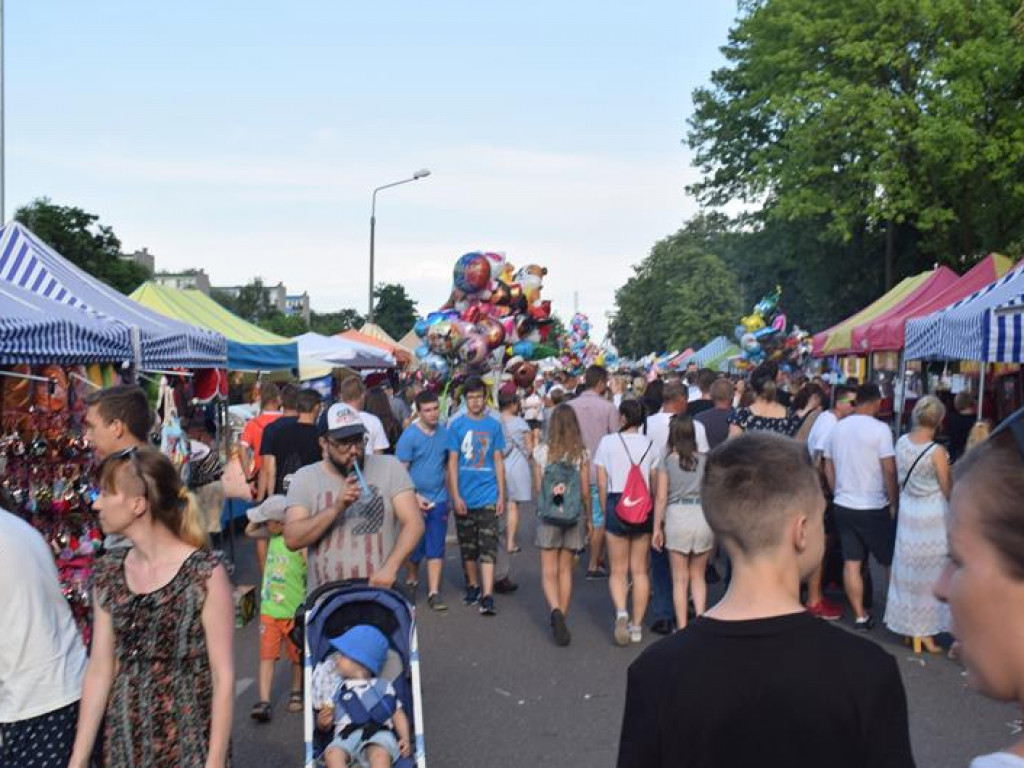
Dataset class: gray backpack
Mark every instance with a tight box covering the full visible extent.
[539,459,583,527]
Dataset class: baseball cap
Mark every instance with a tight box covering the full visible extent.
[317,403,367,440]
[246,495,288,525]
[329,625,390,676]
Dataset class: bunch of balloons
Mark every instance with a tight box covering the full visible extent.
[561,312,600,375]
[413,251,557,381]
[732,286,811,368]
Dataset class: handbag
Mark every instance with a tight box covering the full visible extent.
[222,447,254,500]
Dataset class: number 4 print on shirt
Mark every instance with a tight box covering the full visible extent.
[460,430,491,468]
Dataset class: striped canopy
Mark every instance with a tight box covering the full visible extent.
[985,296,1024,363]
[687,336,732,367]
[906,261,1024,361]
[0,222,226,369]
[129,282,297,371]
[0,281,133,365]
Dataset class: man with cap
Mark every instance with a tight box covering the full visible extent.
[312,624,411,767]
[284,404,423,592]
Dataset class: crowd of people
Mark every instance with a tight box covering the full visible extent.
[3,357,1024,768]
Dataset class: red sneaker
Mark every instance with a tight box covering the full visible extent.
[806,599,844,621]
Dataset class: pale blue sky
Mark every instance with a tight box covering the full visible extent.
[7,1,737,340]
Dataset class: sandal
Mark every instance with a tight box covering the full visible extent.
[250,700,272,723]
[287,690,303,713]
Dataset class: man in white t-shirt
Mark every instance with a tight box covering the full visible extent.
[824,384,898,630]
[1,509,87,766]
[644,380,708,635]
[340,375,390,454]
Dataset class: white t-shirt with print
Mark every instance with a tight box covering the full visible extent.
[593,432,660,493]
[824,413,896,509]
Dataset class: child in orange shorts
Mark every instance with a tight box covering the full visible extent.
[246,495,306,722]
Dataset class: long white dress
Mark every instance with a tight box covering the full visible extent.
[884,436,952,637]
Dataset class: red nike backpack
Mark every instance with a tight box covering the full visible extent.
[615,433,653,525]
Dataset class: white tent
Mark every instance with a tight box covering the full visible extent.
[293,332,395,369]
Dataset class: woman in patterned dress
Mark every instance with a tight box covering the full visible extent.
[68,448,234,768]
[884,396,952,653]
[727,362,801,438]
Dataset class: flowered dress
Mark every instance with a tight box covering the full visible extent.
[92,548,228,767]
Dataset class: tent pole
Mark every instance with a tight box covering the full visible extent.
[978,363,987,421]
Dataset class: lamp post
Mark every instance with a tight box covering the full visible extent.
[368,168,431,325]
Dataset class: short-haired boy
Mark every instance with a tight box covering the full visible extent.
[246,495,306,723]
[617,432,914,768]
[447,376,506,616]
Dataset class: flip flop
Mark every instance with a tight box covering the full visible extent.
[287,690,303,713]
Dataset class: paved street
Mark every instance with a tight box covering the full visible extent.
[229,510,1020,767]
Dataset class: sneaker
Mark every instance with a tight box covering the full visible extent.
[427,593,448,612]
[614,614,629,646]
[628,624,642,644]
[494,577,519,594]
[479,595,496,616]
[462,586,481,606]
[854,614,875,631]
[551,609,571,646]
[650,618,674,636]
[806,599,843,621]
[586,567,609,580]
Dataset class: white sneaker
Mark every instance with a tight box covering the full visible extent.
[628,624,642,643]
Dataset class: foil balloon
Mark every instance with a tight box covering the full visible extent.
[453,252,492,294]
[421,354,449,381]
[512,341,537,359]
[414,318,430,338]
[458,335,489,365]
[476,316,506,350]
[427,321,457,355]
[490,281,512,307]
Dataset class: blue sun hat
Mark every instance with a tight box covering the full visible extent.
[329,625,390,676]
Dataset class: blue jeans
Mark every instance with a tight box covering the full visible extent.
[649,545,674,623]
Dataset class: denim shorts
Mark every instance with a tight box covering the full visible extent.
[327,728,400,768]
[604,492,654,538]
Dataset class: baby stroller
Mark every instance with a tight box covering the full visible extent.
[302,580,426,767]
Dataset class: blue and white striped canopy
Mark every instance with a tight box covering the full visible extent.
[984,295,1024,363]
[687,336,731,367]
[0,222,227,369]
[0,281,133,365]
[905,261,1024,362]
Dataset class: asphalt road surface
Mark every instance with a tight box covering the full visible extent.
[229,508,1020,767]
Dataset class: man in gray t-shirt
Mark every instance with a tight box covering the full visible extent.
[284,403,422,592]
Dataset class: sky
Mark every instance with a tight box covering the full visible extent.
[6,1,738,342]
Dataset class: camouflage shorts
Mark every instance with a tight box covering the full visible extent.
[455,506,499,564]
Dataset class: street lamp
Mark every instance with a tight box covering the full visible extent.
[368,168,431,324]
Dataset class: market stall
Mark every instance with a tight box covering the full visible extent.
[294,331,396,369]
[338,325,412,366]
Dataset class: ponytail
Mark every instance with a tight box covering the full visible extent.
[179,488,209,549]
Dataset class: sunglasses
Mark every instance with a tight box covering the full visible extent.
[989,404,1024,459]
[107,446,149,498]
[327,434,367,449]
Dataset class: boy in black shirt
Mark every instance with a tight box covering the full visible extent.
[618,432,915,768]
[263,388,323,495]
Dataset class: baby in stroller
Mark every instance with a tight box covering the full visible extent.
[313,625,412,768]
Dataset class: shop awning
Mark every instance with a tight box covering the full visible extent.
[337,326,411,365]
[986,295,1024,363]
[129,282,297,371]
[688,336,732,368]
[906,261,1024,361]
[812,271,935,357]
[0,222,226,369]
[294,332,395,369]
[853,255,1014,353]
[0,281,134,365]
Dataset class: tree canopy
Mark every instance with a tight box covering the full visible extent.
[310,309,363,336]
[372,283,418,340]
[14,198,151,294]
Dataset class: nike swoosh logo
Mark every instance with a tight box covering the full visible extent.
[622,496,642,508]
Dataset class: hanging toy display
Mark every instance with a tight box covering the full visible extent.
[413,251,559,384]
[1,364,103,644]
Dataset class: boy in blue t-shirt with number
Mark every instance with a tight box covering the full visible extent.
[446,376,506,616]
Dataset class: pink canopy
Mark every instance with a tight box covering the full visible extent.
[853,255,1014,353]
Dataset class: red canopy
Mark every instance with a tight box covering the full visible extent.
[852,255,1014,353]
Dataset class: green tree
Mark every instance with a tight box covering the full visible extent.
[610,221,742,357]
[209,289,239,315]
[258,311,308,337]
[310,308,364,336]
[372,283,418,340]
[14,197,150,294]
[688,0,1024,289]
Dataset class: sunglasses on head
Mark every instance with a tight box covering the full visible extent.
[107,446,148,498]
[989,405,1024,459]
